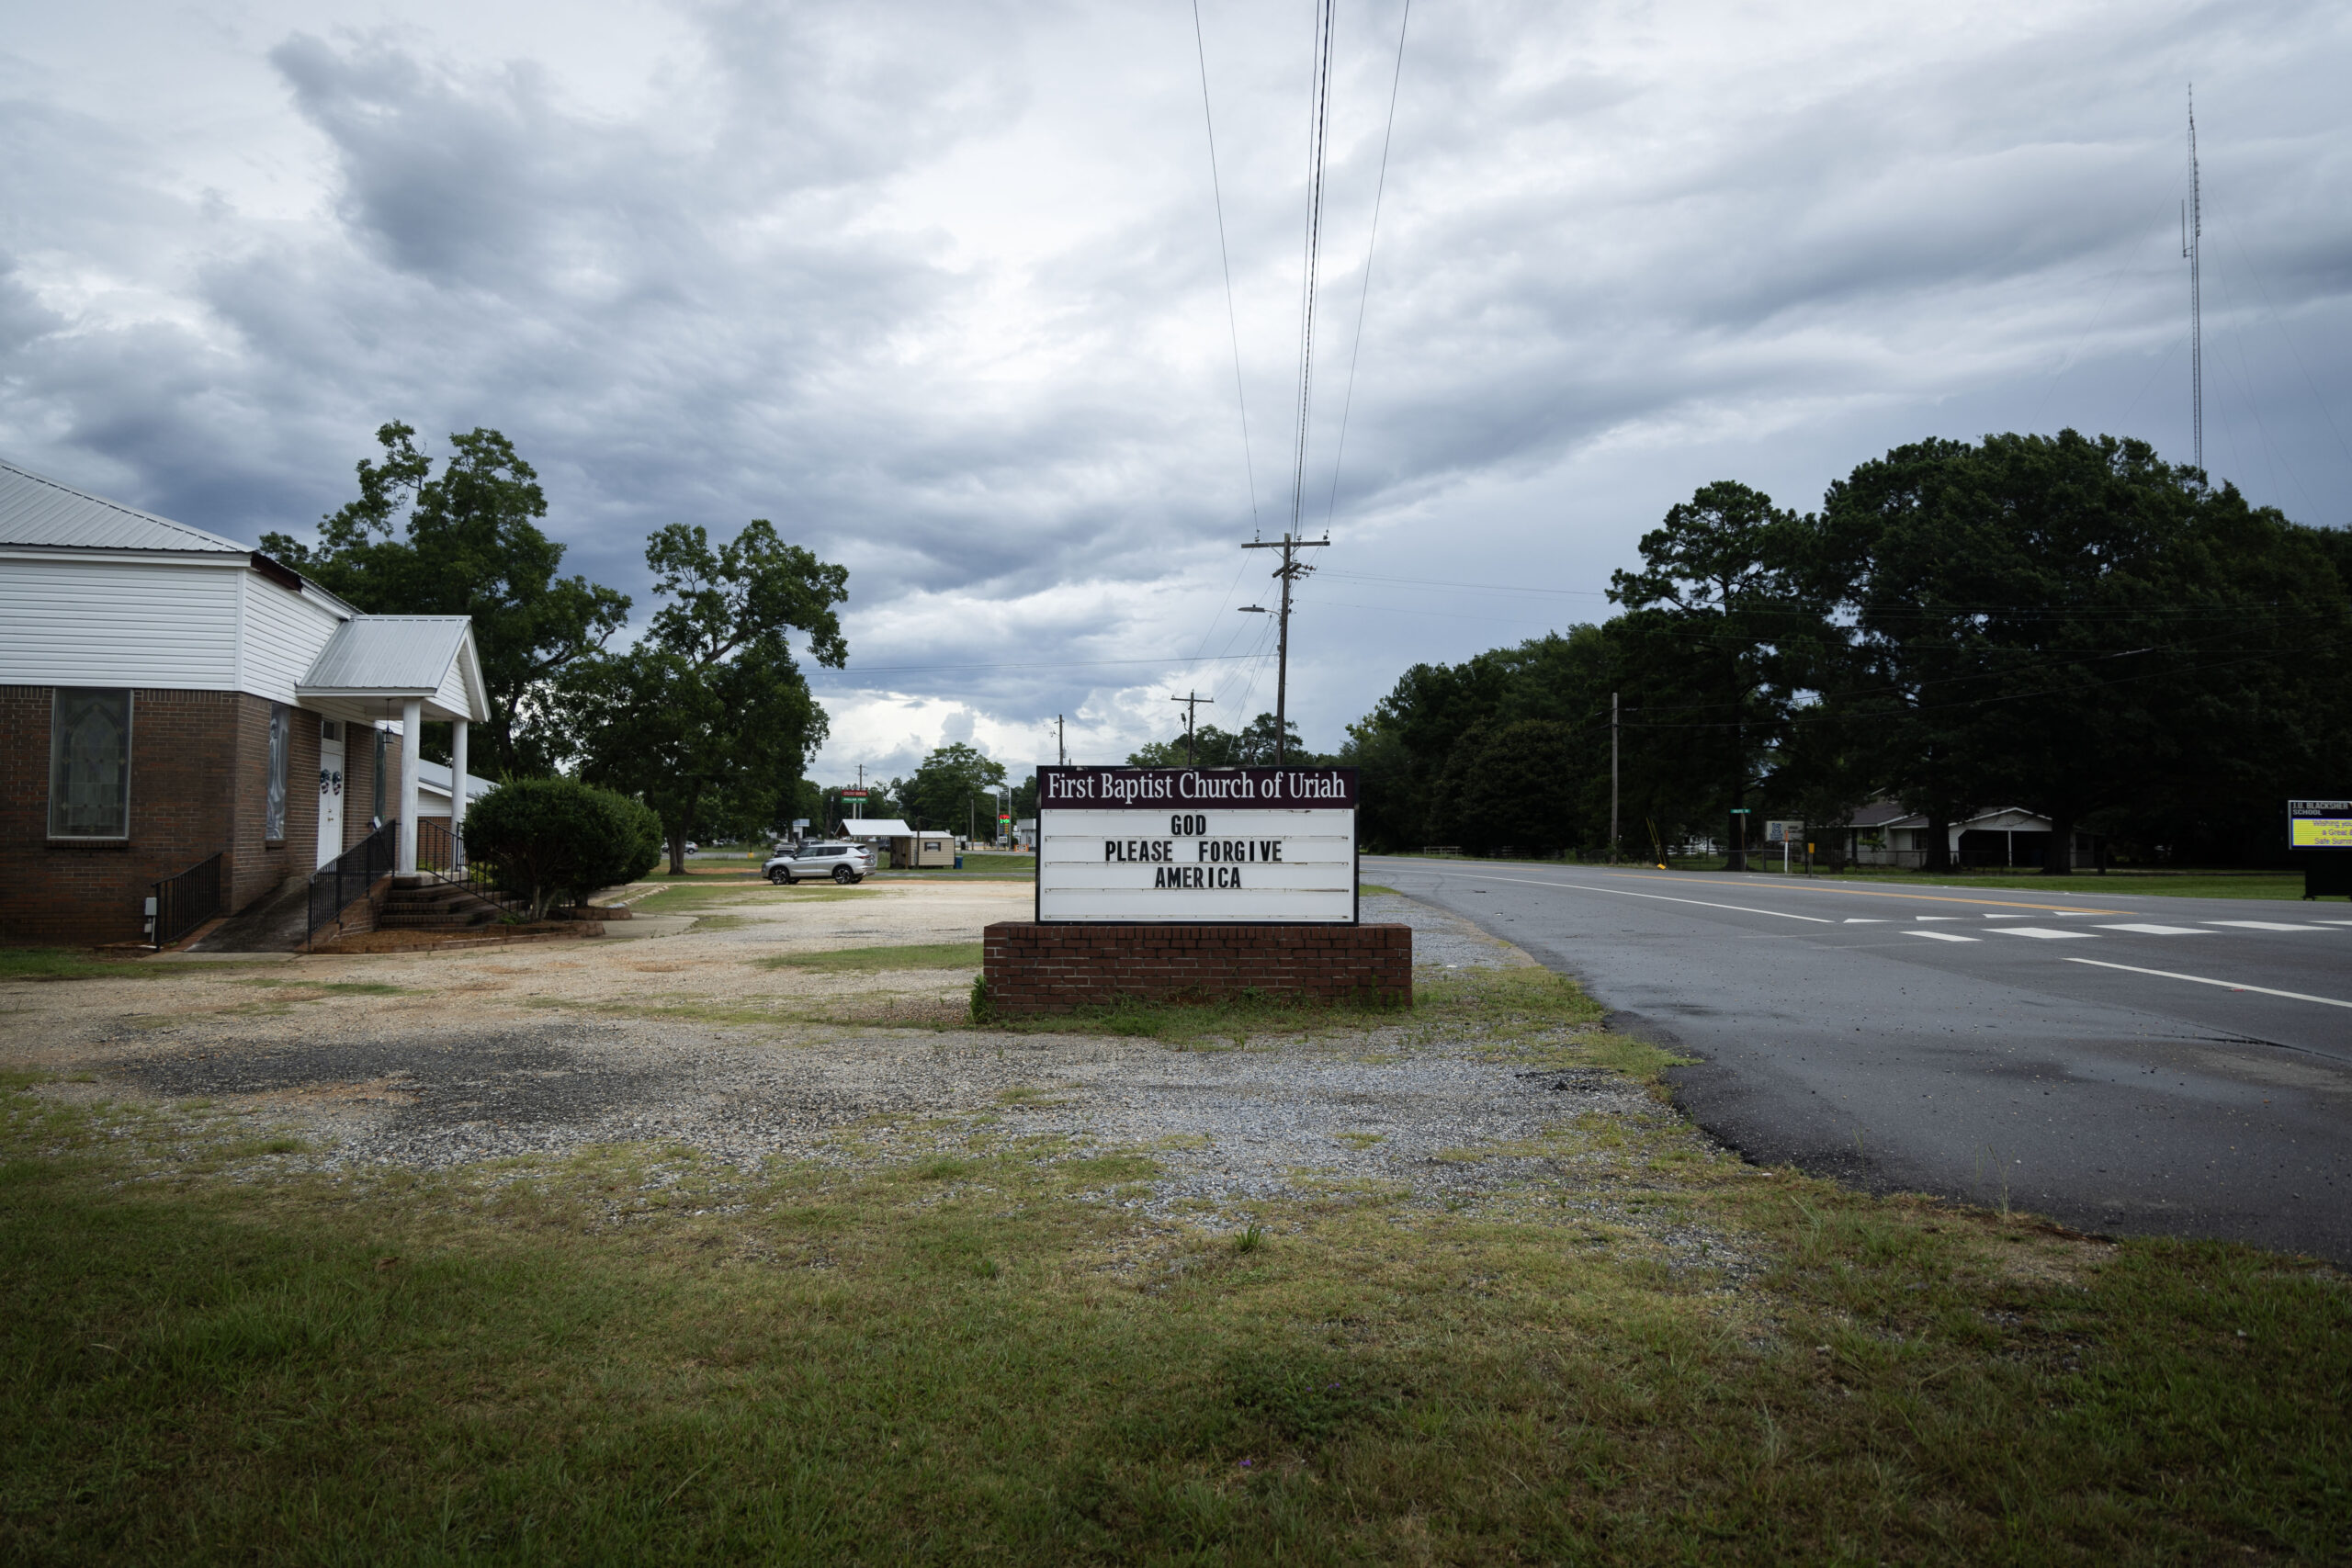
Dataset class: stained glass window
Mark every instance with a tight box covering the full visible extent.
[266,705,289,842]
[50,689,131,839]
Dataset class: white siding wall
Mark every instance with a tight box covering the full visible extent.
[236,571,346,704]
[431,650,475,721]
[0,555,243,689]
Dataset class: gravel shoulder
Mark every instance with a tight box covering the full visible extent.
[3,886,1741,1263]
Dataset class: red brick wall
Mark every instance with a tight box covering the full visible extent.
[0,686,339,947]
[223,693,320,916]
[338,723,402,854]
[982,921,1412,1015]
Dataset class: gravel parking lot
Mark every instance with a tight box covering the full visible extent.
[6,886,1732,1253]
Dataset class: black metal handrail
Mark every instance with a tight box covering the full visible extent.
[416,818,537,921]
[151,852,224,949]
[307,820,397,946]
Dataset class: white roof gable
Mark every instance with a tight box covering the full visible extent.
[0,457,249,554]
[843,818,917,839]
[298,616,489,723]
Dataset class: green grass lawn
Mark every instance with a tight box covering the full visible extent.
[1788,867,2312,900]
[0,948,165,982]
[628,882,867,916]
[760,942,987,973]
[872,855,1036,878]
[3,1056,2345,1565]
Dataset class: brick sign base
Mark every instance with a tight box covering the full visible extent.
[981,920,1411,1016]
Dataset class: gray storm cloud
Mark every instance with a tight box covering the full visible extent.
[1,0,2346,779]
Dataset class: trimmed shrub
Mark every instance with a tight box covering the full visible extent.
[462,779,663,919]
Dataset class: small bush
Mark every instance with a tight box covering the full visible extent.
[463,779,664,919]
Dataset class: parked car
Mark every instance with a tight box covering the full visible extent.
[763,842,873,885]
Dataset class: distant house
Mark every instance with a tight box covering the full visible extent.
[1840,800,2102,870]
[0,457,488,945]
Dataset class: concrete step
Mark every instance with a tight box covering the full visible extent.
[383,890,489,912]
[381,878,507,927]
[378,909,502,929]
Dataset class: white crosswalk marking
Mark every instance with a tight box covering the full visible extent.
[2206,920,2331,931]
[1986,926,2096,940]
[2096,923,2210,935]
[1905,931,1980,942]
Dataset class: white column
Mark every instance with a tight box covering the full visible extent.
[398,697,422,874]
[449,718,470,835]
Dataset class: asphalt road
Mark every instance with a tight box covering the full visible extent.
[1366,857,2352,1262]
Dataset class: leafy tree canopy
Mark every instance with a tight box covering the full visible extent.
[261,423,631,777]
[1125,714,1306,767]
[565,520,847,873]
[900,742,1006,832]
[1349,432,2352,870]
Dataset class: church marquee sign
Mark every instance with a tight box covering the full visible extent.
[1035,765,1358,924]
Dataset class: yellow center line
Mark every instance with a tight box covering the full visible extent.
[1592,871,2134,916]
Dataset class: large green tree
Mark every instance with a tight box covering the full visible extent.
[1125,714,1306,768]
[901,742,1007,833]
[1346,627,1619,853]
[566,520,848,873]
[1609,481,1824,869]
[1814,431,2352,872]
[1428,720,1595,856]
[262,423,631,777]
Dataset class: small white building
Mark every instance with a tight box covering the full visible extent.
[1842,801,2102,870]
[842,818,955,868]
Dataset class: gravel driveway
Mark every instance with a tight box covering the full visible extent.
[7,889,1731,1253]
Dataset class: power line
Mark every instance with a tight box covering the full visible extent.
[816,650,1270,677]
[1322,0,1412,529]
[1286,0,1338,538]
[1189,0,1261,536]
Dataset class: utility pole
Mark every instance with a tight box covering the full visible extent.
[1170,691,1215,765]
[1610,691,1620,865]
[1240,532,1329,764]
[2183,85,2204,472]
[1056,715,1066,766]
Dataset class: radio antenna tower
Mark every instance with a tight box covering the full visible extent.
[2182,86,2203,472]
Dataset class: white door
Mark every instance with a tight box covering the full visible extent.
[316,721,345,867]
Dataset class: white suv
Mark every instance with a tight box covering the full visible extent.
[763,842,873,886]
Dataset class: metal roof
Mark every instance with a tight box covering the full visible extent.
[0,456,249,554]
[300,616,470,693]
[414,760,497,803]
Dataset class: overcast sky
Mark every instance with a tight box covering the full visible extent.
[5,0,2347,780]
